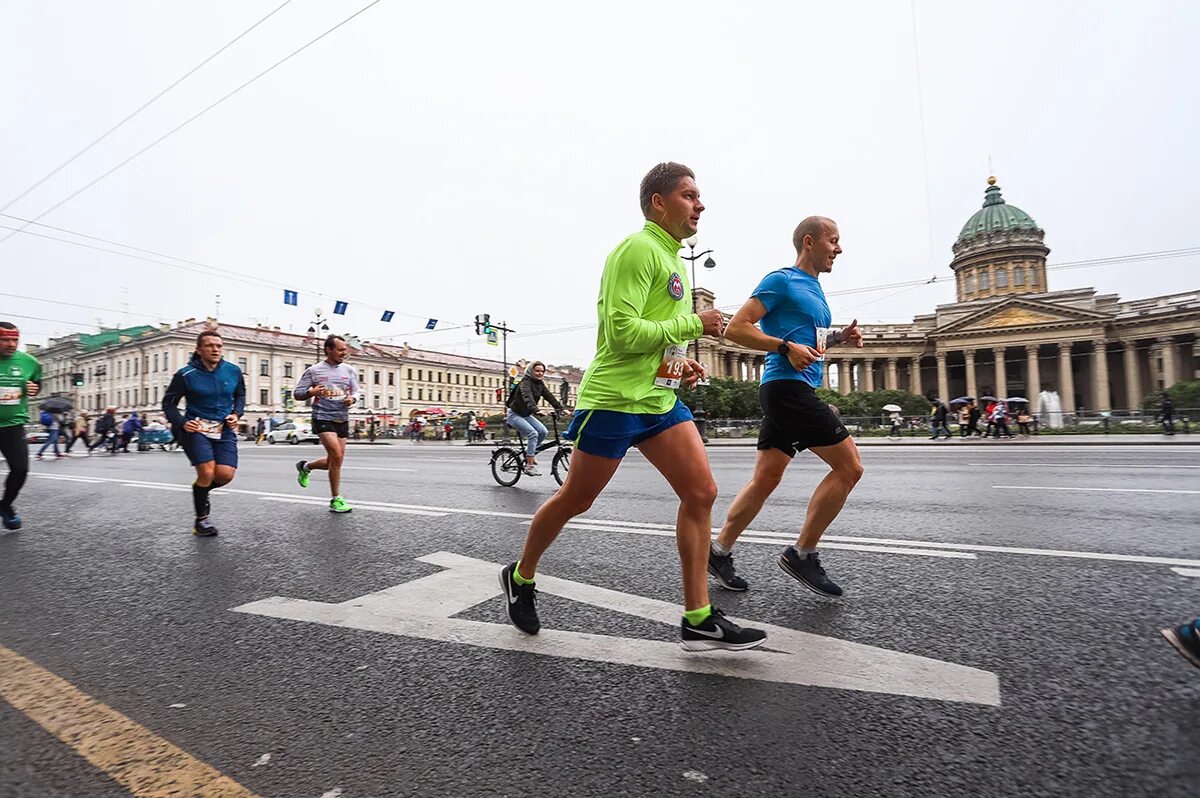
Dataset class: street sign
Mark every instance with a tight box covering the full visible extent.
[487,330,498,346]
[233,551,1000,706]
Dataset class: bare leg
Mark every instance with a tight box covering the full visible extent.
[193,461,215,488]
[635,422,719,612]
[516,448,622,578]
[715,448,791,550]
[306,432,345,497]
[796,437,863,549]
[211,465,237,488]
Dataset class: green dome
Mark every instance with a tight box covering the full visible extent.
[956,179,1039,244]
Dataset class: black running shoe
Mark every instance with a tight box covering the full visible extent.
[778,546,843,597]
[500,563,540,635]
[708,548,748,591]
[1161,619,1200,669]
[680,607,767,652]
[193,518,219,537]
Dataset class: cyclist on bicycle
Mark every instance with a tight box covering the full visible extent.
[505,361,568,476]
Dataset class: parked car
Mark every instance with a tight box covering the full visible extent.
[266,422,318,445]
[25,424,48,444]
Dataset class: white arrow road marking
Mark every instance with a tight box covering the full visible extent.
[1171,567,1200,578]
[232,551,1001,707]
[994,485,1200,495]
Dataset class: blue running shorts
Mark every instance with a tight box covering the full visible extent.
[179,426,239,468]
[563,399,694,459]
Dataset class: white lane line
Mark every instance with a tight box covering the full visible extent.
[561,523,977,559]
[972,462,1200,469]
[993,485,1200,495]
[258,497,447,516]
[26,473,104,484]
[123,483,190,492]
[1171,567,1200,578]
[340,466,416,472]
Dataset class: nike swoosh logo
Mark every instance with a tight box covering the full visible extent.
[687,624,725,639]
[504,574,519,604]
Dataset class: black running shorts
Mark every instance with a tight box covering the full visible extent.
[313,419,349,438]
[757,379,850,458]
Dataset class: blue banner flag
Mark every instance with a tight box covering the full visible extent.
[381,310,395,322]
[425,319,437,330]
[333,300,348,315]
[283,289,298,306]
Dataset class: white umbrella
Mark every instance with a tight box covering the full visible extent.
[882,403,903,412]
[1005,397,1028,403]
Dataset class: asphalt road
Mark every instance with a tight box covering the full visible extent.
[2,438,1198,797]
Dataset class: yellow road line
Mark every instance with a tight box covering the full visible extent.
[0,643,260,797]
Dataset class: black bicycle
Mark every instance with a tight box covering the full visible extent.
[490,413,572,487]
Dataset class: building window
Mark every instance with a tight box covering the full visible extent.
[1030,269,1039,286]
[407,386,413,399]
[996,269,1008,288]
[473,375,478,386]
[374,370,381,385]
[153,353,159,372]
[964,273,976,293]
[437,372,443,383]
[260,388,269,405]
[418,388,424,400]
[133,359,138,376]
[373,396,380,409]
[284,362,293,378]
[260,361,269,377]
[1014,268,1025,286]
[238,357,248,372]
[979,271,990,290]
[407,368,412,379]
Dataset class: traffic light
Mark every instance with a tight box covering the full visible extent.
[474,313,491,335]
[495,387,502,402]
[71,372,84,387]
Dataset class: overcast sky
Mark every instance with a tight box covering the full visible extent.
[3,1,1197,367]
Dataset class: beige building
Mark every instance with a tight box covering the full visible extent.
[31,320,580,425]
[694,178,1199,415]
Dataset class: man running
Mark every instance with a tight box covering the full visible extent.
[293,335,359,514]
[0,322,41,530]
[162,330,246,537]
[707,216,864,597]
[499,162,766,652]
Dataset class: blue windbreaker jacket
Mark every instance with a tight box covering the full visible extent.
[162,354,246,427]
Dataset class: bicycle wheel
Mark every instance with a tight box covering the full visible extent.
[551,446,571,486]
[490,447,524,487]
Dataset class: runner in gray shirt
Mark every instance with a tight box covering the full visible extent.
[293,335,360,513]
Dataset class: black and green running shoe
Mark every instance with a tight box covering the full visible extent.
[296,460,310,488]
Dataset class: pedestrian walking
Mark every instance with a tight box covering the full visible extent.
[888,411,901,438]
[119,412,142,453]
[1161,393,1175,436]
[36,409,65,459]
[929,394,953,440]
[162,329,246,537]
[967,400,982,437]
[991,400,1013,438]
[708,215,865,598]
[89,407,117,453]
[293,334,359,514]
[255,417,267,445]
[64,412,90,454]
[0,321,41,530]
[505,361,568,475]
[499,162,766,651]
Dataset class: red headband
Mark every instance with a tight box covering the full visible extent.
[0,328,19,340]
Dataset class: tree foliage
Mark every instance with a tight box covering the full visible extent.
[1141,379,1200,412]
[679,379,931,420]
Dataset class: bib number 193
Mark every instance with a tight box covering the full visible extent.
[654,344,689,389]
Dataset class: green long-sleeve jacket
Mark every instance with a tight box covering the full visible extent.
[576,221,703,414]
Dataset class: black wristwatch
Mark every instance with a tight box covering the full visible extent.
[776,340,790,356]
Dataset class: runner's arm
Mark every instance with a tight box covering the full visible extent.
[293,368,314,400]
[231,371,246,418]
[724,298,784,352]
[162,372,187,427]
[603,248,702,354]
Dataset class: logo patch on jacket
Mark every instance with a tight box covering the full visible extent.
[667,272,685,301]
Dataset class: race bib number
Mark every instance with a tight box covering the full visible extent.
[322,384,345,399]
[196,418,225,440]
[654,344,689,389]
[0,387,21,406]
[814,327,832,362]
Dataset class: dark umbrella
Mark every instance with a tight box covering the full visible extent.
[978,395,998,402]
[39,396,73,413]
[950,396,974,406]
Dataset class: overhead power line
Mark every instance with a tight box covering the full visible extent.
[0,0,295,215]
[0,0,383,247]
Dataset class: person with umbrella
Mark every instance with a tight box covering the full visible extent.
[0,321,42,530]
[35,396,71,460]
[883,403,903,437]
[929,392,953,440]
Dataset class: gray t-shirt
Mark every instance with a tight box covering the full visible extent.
[293,361,360,422]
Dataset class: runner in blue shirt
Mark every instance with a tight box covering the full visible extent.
[708,216,865,597]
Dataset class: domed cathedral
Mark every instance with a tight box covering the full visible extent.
[951,177,1049,302]
[695,176,1200,417]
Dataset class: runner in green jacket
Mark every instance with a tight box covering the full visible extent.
[0,322,42,530]
[499,163,766,651]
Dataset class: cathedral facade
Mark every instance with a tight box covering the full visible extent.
[694,178,1199,415]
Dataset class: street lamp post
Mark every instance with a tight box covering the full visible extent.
[307,310,330,361]
[680,235,716,441]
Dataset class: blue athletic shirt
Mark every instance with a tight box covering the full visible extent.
[752,267,831,387]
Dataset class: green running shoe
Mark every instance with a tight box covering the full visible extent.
[329,496,352,513]
[296,460,310,488]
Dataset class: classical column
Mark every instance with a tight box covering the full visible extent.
[837,361,851,395]
[1122,341,1141,411]
[1194,341,1200,380]
[821,359,831,389]
[1092,339,1111,411]
[992,347,1008,399]
[885,358,898,390]
[1025,344,1041,414]
[738,354,748,382]
[964,350,977,399]
[1058,341,1076,414]
[936,352,949,401]
[909,357,923,397]
[1159,336,1178,388]
[863,359,875,392]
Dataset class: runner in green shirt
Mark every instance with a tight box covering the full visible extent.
[499,163,766,651]
[0,322,43,530]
